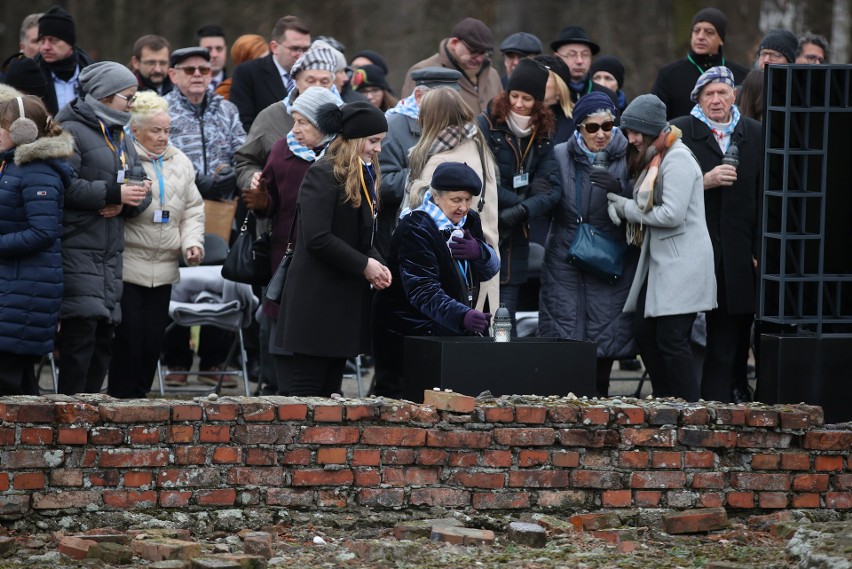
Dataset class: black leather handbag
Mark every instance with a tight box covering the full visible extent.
[264,213,298,304]
[221,212,271,285]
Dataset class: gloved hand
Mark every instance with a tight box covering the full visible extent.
[498,203,528,228]
[589,170,620,194]
[195,173,216,199]
[606,192,628,226]
[463,309,492,334]
[212,166,237,199]
[449,229,482,260]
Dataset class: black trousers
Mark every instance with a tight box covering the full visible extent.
[634,285,699,401]
[107,283,172,399]
[701,276,754,402]
[283,353,346,397]
[0,352,39,396]
[57,317,114,395]
[162,322,231,369]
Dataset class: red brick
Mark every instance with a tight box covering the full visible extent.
[384,466,439,487]
[354,468,380,486]
[738,431,794,449]
[362,426,426,446]
[245,448,276,465]
[793,473,830,492]
[552,451,580,467]
[835,474,852,490]
[291,469,353,486]
[559,429,619,447]
[494,428,556,446]
[781,452,811,470]
[317,447,347,464]
[692,472,726,489]
[652,451,683,469]
[382,448,415,465]
[448,472,504,489]
[203,402,239,420]
[236,403,272,422]
[165,425,194,444]
[158,491,192,508]
[171,404,202,421]
[678,429,737,448]
[174,446,206,465]
[55,402,100,424]
[123,471,153,488]
[0,427,13,445]
[128,426,160,445]
[472,492,529,509]
[509,470,570,488]
[602,489,632,507]
[648,406,679,425]
[483,407,514,423]
[49,469,83,487]
[751,453,781,470]
[21,427,53,445]
[570,512,621,531]
[197,489,236,506]
[825,492,852,509]
[58,536,97,560]
[89,470,120,486]
[99,449,169,468]
[518,449,549,467]
[581,407,610,425]
[103,490,157,509]
[57,427,87,445]
[281,449,311,465]
[410,488,470,507]
[299,426,360,445]
[232,424,297,445]
[357,488,405,508]
[199,425,230,443]
[730,472,790,491]
[713,406,746,425]
[345,404,378,421]
[547,406,579,423]
[779,411,811,430]
[427,429,491,448]
[726,491,755,508]
[0,402,55,423]
[619,451,649,468]
[630,471,687,489]
[537,490,591,508]
[227,467,285,486]
[681,408,710,425]
[276,403,308,421]
[745,409,779,427]
[634,491,662,507]
[621,428,676,447]
[614,406,645,425]
[415,449,447,466]
[0,473,8,491]
[758,492,788,509]
[98,403,169,423]
[157,468,220,488]
[684,451,716,468]
[89,427,124,445]
[212,447,242,464]
[13,472,44,490]
[583,450,611,468]
[482,450,512,467]
[267,488,314,507]
[571,470,623,489]
[378,402,413,422]
[411,405,440,423]
[698,492,724,508]
[422,390,475,413]
[815,455,844,471]
[792,493,821,508]
[515,406,547,424]
[0,449,61,469]
[663,507,727,534]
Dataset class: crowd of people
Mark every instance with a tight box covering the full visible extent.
[0,5,837,401]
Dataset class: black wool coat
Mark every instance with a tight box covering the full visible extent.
[671,113,763,315]
[277,158,384,358]
[229,54,289,132]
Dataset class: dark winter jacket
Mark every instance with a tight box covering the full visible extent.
[477,108,562,284]
[0,133,73,355]
[651,50,749,120]
[376,112,419,258]
[56,99,150,323]
[33,47,95,115]
[537,132,638,358]
[671,113,762,314]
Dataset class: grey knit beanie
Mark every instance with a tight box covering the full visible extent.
[620,94,668,136]
[291,87,341,131]
[79,61,137,99]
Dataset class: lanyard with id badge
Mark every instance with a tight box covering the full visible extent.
[512,133,537,191]
[99,119,127,183]
[359,162,378,249]
[151,157,169,223]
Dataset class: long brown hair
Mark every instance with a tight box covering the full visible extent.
[488,90,555,137]
[325,135,382,207]
[0,95,63,139]
[626,133,654,180]
[737,69,764,122]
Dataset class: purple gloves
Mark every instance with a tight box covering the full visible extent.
[463,309,492,333]
[449,229,482,260]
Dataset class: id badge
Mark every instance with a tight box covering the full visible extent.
[116,169,126,184]
[513,172,529,188]
[153,210,170,223]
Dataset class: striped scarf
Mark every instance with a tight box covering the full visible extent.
[286,131,333,163]
[415,190,466,231]
[385,94,420,120]
[428,123,478,156]
[690,103,741,153]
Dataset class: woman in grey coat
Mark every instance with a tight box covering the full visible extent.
[55,61,151,395]
[538,92,638,397]
[607,94,716,402]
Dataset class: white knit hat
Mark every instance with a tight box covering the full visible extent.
[291,87,341,131]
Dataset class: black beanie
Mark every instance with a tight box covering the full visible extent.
[506,58,549,102]
[758,29,798,63]
[3,57,49,100]
[589,56,625,89]
[691,8,727,42]
[315,101,387,139]
[38,6,76,46]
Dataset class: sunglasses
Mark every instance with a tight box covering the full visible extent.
[581,121,615,134]
[175,65,212,76]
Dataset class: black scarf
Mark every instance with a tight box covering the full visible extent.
[46,50,79,81]
[687,48,726,72]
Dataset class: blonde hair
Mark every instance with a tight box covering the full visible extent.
[128,91,169,126]
[549,70,574,118]
[325,136,382,207]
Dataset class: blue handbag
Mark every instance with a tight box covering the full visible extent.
[567,169,627,285]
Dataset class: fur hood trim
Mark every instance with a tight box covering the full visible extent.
[13,132,75,166]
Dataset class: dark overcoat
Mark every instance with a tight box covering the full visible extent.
[229,54,288,132]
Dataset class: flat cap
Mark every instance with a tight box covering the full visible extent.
[450,18,495,52]
[500,32,543,55]
[411,67,462,91]
[170,46,210,68]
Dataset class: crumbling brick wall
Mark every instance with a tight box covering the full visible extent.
[0,394,849,520]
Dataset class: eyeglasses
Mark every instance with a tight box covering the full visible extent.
[281,44,310,54]
[557,49,592,61]
[140,60,169,68]
[801,54,825,64]
[461,40,492,58]
[581,121,614,134]
[114,92,137,105]
[759,49,787,63]
[175,65,212,76]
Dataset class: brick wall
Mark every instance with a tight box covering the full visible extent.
[0,394,850,521]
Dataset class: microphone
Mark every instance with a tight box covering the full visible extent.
[722,144,739,169]
[592,152,608,170]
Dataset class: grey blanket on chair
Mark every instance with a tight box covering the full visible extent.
[169,265,258,329]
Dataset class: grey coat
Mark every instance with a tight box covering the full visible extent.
[56,100,151,323]
[376,112,419,257]
[622,139,717,317]
[538,132,638,358]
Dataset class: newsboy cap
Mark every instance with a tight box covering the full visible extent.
[431,162,482,196]
[450,18,495,52]
[411,67,462,91]
[500,32,543,55]
[170,47,211,68]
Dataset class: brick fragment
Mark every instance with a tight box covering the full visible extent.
[423,390,475,413]
[87,542,133,564]
[570,512,621,531]
[663,507,728,534]
[430,526,494,545]
[515,406,547,423]
[132,538,202,562]
[242,532,273,559]
[58,536,97,560]
[507,522,547,548]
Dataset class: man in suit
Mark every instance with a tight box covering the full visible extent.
[229,16,311,132]
[671,67,762,404]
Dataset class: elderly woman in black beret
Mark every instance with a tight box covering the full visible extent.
[372,162,500,398]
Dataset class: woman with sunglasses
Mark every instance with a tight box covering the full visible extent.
[538,92,638,397]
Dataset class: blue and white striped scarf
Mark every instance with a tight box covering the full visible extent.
[385,94,419,120]
[286,131,333,163]
[690,103,741,153]
[415,190,466,231]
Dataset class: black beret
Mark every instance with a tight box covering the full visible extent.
[431,162,482,196]
[340,101,387,139]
